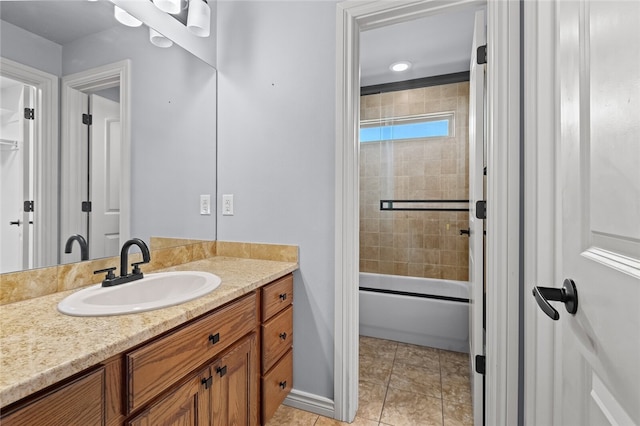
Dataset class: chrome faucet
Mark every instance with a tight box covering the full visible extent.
[64,234,89,261]
[94,238,151,287]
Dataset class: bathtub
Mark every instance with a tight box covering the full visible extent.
[359,272,470,353]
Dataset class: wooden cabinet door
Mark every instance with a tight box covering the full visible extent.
[211,334,258,426]
[127,368,209,426]
[1,368,104,426]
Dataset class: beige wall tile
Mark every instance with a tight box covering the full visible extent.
[58,256,121,292]
[0,267,58,305]
[249,243,298,262]
[216,241,251,258]
[360,82,470,281]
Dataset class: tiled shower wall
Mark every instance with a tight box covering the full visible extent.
[359,82,470,281]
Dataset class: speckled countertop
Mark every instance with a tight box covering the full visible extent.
[0,256,298,407]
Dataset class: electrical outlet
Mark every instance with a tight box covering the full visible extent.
[222,194,234,216]
[200,194,211,215]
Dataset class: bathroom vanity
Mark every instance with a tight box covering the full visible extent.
[0,256,296,426]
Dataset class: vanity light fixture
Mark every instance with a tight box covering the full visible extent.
[187,0,210,37]
[114,5,143,27]
[153,0,181,14]
[149,28,174,48]
[390,61,412,72]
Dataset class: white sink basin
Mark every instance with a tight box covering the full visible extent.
[57,271,221,316]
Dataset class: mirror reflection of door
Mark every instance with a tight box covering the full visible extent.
[89,93,121,259]
[0,77,35,273]
[61,88,121,263]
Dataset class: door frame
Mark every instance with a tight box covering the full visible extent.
[61,60,131,261]
[334,0,522,424]
[0,57,58,269]
[522,1,557,424]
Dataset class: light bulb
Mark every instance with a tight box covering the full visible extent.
[114,6,142,27]
[153,0,181,14]
[390,61,412,72]
[149,28,173,48]
[187,0,211,37]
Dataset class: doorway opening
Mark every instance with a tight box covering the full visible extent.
[60,60,131,264]
[354,7,482,424]
[335,1,522,424]
[0,57,58,274]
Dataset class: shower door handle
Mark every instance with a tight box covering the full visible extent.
[532,279,578,320]
[459,228,470,236]
[9,219,21,226]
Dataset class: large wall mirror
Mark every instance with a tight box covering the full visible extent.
[0,0,217,274]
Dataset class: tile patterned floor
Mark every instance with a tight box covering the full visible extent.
[267,336,473,426]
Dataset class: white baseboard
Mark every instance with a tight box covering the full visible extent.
[283,388,335,419]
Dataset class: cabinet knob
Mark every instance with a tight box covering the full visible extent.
[217,365,227,377]
[279,293,287,301]
[208,333,220,344]
[279,380,287,389]
[201,376,213,389]
[279,332,287,340]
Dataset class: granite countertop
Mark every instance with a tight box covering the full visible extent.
[0,256,298,407]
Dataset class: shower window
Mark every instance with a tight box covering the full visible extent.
[360,112,454,143]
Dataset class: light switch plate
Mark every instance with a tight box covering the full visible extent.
[222,194,234,216]
[200,194,211,215]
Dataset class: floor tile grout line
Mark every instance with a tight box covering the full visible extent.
[378,341,399,424]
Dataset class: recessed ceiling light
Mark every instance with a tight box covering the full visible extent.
[390,61,412,72]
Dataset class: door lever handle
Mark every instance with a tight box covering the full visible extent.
[532,279,578,320]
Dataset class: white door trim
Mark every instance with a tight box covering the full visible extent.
[61,60,131,258]
[523,1,558,424]
[484,1,521,425]
[0,57,58,268]
[334,0,521,424]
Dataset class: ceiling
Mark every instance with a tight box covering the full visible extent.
[0,1,117,45]
[360,7,484,87]
[1,1,481,88]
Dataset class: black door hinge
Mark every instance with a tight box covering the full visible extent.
[475,355,486,375]
[82,201,92,212]
[477,45,487,65]
[476,200,487,219]
[24,200,34,212]
[24,108,35,120]
[82,113,92,125]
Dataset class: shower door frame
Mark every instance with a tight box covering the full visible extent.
[334,0,522,424]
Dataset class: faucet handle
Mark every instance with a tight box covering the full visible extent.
[94,267,117,281]
[131,261,146,276]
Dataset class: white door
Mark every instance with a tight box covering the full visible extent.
[89,93,121,259]
[469,9,486,426]
[532,1,640,424]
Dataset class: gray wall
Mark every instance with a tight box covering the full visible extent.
[217,1,338,401]
[0,20,62,76]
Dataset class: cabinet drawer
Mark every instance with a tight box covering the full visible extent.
[261,305,293,372]
[1,368,104,426]
[261,274,293,321]
[261,349,293,424]
[126,293,257,413]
